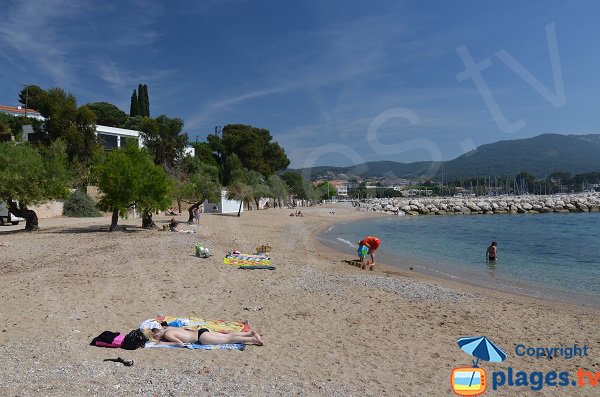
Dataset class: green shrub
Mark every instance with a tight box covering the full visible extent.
[63,190,102,217]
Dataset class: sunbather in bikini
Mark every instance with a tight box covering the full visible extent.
[143,326,263,347]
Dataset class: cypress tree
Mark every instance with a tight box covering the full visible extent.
[143,84,150,117]
[130,89,139,117]
[137,84,145,117]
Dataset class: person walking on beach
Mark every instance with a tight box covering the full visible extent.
[193,207,200,225]
[486,241,498,261]
[357,236,381,268]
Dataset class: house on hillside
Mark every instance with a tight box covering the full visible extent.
[2,103,197,154]
[22,124,143,149]
[0,105,45,120]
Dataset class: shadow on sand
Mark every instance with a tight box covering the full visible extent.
[44,225,148,234]
[342,259,374,270]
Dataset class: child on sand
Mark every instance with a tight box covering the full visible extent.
[143,326,263,347]
[169,218,179,232]
[357,244,369,262]
[357,236,381,269]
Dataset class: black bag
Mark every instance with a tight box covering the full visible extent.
[121,329,148,350]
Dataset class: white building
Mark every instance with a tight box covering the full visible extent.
[22,124,142,149]
[330,180,349,197]
[203,190,243,214]
[0,105,45,121]
[95,125,142,148]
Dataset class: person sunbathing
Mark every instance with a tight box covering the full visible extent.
[143,326,263,347]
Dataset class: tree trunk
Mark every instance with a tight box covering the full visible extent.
[109,209,119,231]
[237,197,243,217]
[188,201,201,223]
[8,200,38,231]
[141,210,154,228]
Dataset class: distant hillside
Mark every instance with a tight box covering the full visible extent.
[292,133,600,180]
[441,134,600,179]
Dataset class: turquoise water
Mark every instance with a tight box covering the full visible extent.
[320,213,600,305]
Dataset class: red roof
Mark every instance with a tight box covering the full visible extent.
[0,105,41,115]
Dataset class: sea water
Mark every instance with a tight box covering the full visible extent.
[320,213,600,305]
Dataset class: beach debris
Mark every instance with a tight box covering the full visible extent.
[256,244,272,254]
[104,357,134,367]
[195,241,211,258]
[243,306,263,311]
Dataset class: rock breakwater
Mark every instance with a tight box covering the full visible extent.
[364,193,600,216]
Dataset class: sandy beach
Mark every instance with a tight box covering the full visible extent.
[0,205,598,396]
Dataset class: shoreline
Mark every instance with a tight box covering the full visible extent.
[311,207,600,311]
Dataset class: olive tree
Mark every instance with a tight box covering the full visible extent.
[96,143,171,231]
[0,141,69,230]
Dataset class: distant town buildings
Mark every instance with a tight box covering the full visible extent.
[329,180,348,198]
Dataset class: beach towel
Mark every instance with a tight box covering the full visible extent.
[223,252,270,266]
[238,265,276,270]
[145,316,250,333]
[145,342,245,350]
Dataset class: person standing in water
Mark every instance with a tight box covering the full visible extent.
[486,241,498,261]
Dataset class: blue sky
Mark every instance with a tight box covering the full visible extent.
[1,0,600,168]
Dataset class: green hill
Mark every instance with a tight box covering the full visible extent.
[292,133,600,180]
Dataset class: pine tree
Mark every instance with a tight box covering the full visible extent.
[130,89,139,117]
[143,84,150,117]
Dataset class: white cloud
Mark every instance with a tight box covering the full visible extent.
[0,0,91,87]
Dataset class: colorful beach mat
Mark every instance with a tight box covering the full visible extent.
[223,253,270,266]
[145,342,245,350]
[150,316,250,333]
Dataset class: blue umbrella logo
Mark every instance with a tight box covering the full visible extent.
[457,336,507,387]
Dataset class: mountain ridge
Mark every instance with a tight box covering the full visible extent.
[292,133,600,180]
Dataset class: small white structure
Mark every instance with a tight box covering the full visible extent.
[203,190,243,214]
[183,146,195,157]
